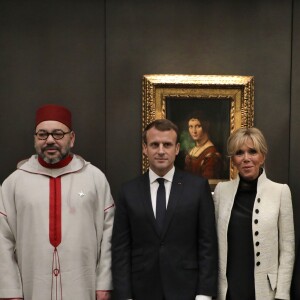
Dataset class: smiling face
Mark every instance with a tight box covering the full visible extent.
[34,120,75,164]
[232,138,265,181]
[143,127,180,177]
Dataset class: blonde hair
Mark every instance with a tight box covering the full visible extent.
[227,127,268,157]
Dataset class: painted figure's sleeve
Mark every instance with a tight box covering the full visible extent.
[0,184,23,298]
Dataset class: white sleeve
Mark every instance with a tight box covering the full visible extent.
[0,184,23,298]
[275,184,295,299]
[95,173,115,291]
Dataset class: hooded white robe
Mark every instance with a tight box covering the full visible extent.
[0,154,114,300]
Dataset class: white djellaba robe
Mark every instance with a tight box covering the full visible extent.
[0,154,115,300]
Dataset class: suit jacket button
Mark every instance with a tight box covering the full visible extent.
[256,252,260,256]
[255,231,259,236]
[257,198,261,203]
[254,219,258,224]
[256,261,261,266]
[255,209,259,214]
[256,241,260,246]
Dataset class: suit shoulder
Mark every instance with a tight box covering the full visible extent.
[175,169,209,187]
[184,171,206,182]
[259,177,290,193]
[120,173,147,189]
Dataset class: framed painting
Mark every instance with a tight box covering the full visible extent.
[142,74,254,190]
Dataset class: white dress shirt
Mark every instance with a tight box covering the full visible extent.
[149,167,174,215]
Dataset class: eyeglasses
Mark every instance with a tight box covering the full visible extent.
[35,129,72,140]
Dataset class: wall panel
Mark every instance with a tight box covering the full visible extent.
[105,0,292,197]
[0,1,106,182]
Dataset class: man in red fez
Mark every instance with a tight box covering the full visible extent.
[0,104,114,300]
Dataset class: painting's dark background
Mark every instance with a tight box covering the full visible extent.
[0,0,300,297]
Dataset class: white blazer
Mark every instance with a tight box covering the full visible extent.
[213,170,295,300]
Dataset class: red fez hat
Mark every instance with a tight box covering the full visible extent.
[35,104,72,129]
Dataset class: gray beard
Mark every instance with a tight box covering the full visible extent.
[40,151,69,164]
[42,156,61,164]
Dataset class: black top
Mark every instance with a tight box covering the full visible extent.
[226,175,258,300]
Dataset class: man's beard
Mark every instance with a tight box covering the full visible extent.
[37,145,70,164]
[42,154,67,164]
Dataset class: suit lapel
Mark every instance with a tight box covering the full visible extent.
[160,169,184,238]
[140,172,161,236]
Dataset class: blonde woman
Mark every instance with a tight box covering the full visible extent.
[214,127,294,300]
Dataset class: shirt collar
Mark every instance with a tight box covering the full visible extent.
[149,166,175,184]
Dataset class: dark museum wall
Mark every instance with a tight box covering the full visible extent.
[0,0,299,296]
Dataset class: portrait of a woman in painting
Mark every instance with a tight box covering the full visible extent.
[184,111,223,179]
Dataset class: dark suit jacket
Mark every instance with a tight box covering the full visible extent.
[112,169,218,300]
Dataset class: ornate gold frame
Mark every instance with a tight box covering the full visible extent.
[142,74,254,186]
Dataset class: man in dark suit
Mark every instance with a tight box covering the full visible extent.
[112,119,218,300]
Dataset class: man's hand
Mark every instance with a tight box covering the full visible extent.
[96,290,111,300]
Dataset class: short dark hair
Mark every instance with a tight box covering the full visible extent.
[142,119,179,144]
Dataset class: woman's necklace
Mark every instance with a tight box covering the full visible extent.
[190,139,209,156]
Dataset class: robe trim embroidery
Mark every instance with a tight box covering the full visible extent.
[104,204,115,212]
[49,177,62,247]
[51,247,63,300]
[49,177,63,300]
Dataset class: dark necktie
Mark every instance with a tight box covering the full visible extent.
[156,178,166,232]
